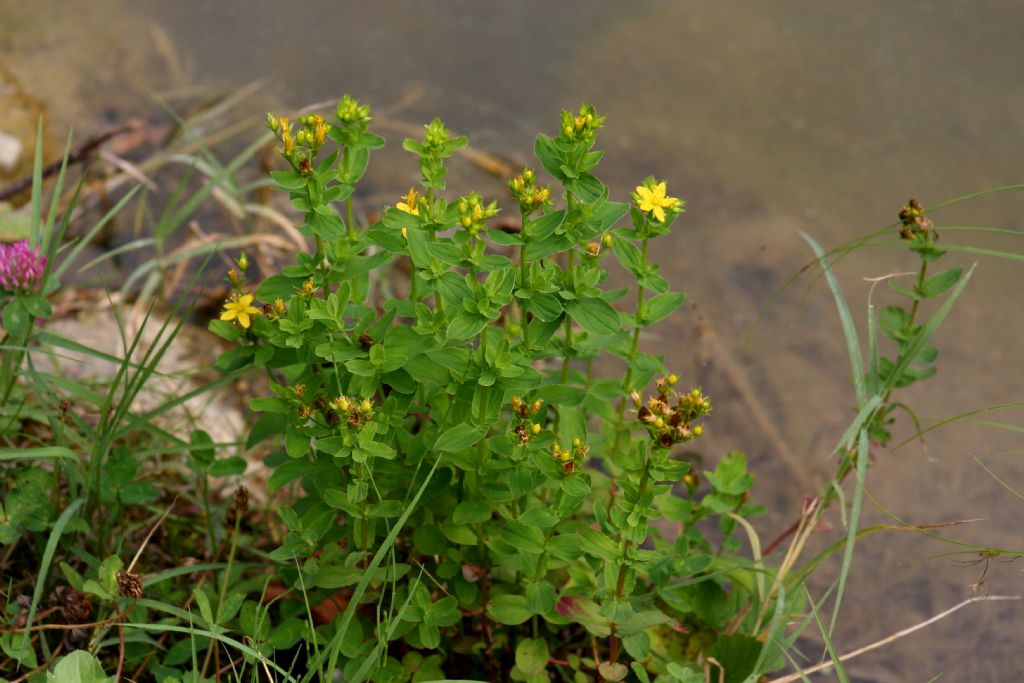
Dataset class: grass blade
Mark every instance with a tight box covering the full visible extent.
[15,499,84,652]
[827,429,870,639]
[801,232,866,408]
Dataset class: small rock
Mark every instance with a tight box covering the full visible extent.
[0,131,22,173]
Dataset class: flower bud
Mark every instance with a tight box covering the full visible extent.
[531,422,541,435]
[693,424,703,436]
[238,252,249,272]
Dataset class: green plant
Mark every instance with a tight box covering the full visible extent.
[210,98,786,682]
[4,93,1014,683]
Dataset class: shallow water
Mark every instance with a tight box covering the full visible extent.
[3,1,1024,679]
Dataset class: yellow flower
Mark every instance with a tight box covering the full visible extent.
[220,294,260,329]
[635,181,679,223]
[396,188,420,216]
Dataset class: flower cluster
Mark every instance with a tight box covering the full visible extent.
[898,198,937,244]
[457,193,499,236]
[422,118,455,152]
[0,240,47,293]
[634,178,685,223]
[511,395,544,445]
[266,113,331,172]
[508,167,551,215]
[631,374,711,448]
[329,394,375,429]
[336,95,372,129]
[552,437,589,474]
[559,103,605,143]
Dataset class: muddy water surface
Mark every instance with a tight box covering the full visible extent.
[3,1,1024,679]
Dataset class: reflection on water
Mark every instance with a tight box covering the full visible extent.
[3,0,1023,679]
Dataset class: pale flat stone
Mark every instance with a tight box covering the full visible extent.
[0,131,22,173]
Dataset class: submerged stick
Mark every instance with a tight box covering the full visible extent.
[0,122,142,202]
[766,595,1021,682]
[695,320,819,490]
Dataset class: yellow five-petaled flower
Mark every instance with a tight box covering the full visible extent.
[635,181,679,223]
[220,293,261,329]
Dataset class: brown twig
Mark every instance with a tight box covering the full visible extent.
[766,595,1021,682]
[8,641,63,683]
[0,122,142,202]
[0,604,132,634]
[115,622,126,681]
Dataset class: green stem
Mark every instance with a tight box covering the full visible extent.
[609,445,655,663]
[519,234,530,352]
[314,234,331,296]
[612,236,650,453]
[561,249,576,384]
[346,196,356,242]
[478,329,488,425]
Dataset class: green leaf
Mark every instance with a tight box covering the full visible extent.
[920,267,962,298]
[879,305,910,341]
[527,210,565,240]
[453,500,493,525]
[565,297,620,335]
[642,291,686,325]
[193,587,215,625]
[617,610,671,636]
[268,458,318,491]
[577,527,619,561]
[525,581,557,614]
[285,428,311,458]
[500,521,546,554]
[556,595,611,636]
[3,299,30,338]
[597,662,629,682]
[547,534,582,561]
[487,595,532,625]
[533,384,585,406]
[566,173,605,202]
[447,311,489,341]
[515,638,550,675]
[434,424,487,452]
[210,456,247,477]
[612,238,643,274]
[560,473,591,498]
[523,292,563,322]
[518,507,559,528]
[46,650,113,683]
[269,617,306,650]
[710,634,763,683]
[704,451,754,495]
